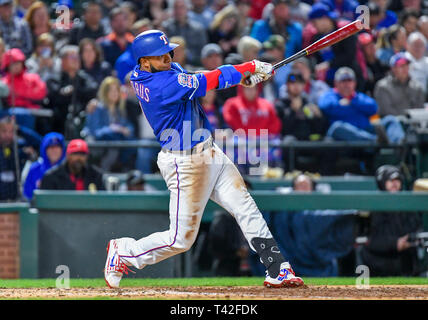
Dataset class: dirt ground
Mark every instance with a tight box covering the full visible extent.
[1,285,428,300]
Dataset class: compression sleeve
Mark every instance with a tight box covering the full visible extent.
[203,61,256,91]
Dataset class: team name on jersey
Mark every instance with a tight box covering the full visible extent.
[131,80,150,102]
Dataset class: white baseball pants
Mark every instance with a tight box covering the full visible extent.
[116,138,273,270]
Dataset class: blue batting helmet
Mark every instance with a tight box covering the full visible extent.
[132,30,179,63]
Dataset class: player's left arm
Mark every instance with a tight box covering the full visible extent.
[202,60,274,91]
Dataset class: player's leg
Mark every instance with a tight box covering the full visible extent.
[209,143,304,287]
[105,148,218,287]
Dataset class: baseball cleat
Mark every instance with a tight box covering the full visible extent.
[263,262,304,288]
[104,239,134,288]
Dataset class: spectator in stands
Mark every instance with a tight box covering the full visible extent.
[0,115,19,201]
[162,0,208,67]
[358,32,389,96]
[188,0,214,29]
[14,0,35,19]
[250,0,302,58]
[98,7,134,67]
[400,9,420,35]
[50,0,76,52]
[1,48,47,110]
[45,45,98,136]
[234,0,253,37]
[40,139,105,191]
[201,89,222,131]
[374,52,425,117]
[320,0,359,21]
[79,38,112,87]
[200,43,223,71]
[260,34,289,98]
[24,1,51,46]
[25,33,62,82]
[120,1,138,31]
[418,15,428,44]
[68,1,107,46]
[261,0,311,26]
[280,57,330,105]
[23,132,65,201]
[0,0,33,56]
[115,19,153,84]
[208,208,251,276]
[269,172,358,277]
[275,71,329,142]
[369,0,398,30]
[236,35,262,62]
[319,67,405,144]
[405,31,428,93]
[208,5,240,58]
[139,0,169,29]
[308,2,364,90]
[169,36,192,70]
[222,84,282,172]
[125,169,147,191]
[376,24,408,68]
[223,85,281,137]
[83,76,135,171]
[361,165,424,276]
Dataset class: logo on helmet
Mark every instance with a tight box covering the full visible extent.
[160,34,168,45]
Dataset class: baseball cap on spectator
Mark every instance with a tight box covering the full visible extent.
[389,52,410,67]
[358,33,374,46]
[334,67,356,82]
[309,3,338,20]
[201,43,222,59]
[286,71,305,83]
[66,139,89,155]
[263,35,285,50]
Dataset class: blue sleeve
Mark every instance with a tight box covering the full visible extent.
[318,91,349,117]
[160,71,207,105]
[23,164,38,200]
[250,20,270,43]
[351,94,378,116]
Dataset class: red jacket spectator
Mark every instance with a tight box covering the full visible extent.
[1,48,47,109]
[222,85,282,137]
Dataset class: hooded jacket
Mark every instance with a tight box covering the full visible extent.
[1,48,47,109]
[222,85,282,136]
[23,132,66,200]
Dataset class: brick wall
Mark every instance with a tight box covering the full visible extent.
[0,213,20,278]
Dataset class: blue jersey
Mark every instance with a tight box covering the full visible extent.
[130,62,212,151]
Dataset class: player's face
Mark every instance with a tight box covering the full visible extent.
[141,53,172,72]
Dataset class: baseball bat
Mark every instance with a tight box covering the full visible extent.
[273,19,363,71]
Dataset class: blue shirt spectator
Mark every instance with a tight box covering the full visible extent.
[250,0,302,58]
[320,0,359,21]
[115,46,134,84]
[23,132,65,201]
[319,67,405,143]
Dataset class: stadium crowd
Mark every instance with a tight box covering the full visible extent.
[0,0,427,277]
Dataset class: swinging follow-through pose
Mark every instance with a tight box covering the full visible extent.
[104,30,304,289]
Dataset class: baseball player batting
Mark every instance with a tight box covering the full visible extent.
[104,30,304,289]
